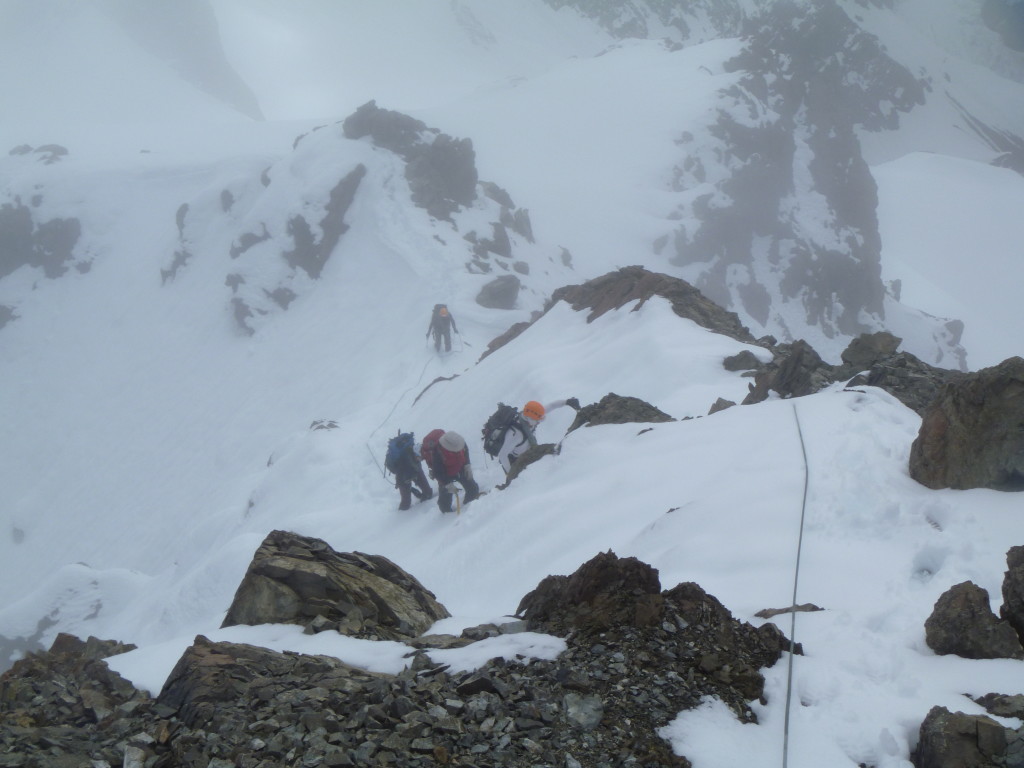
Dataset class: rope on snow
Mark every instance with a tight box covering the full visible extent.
[782,403,811,768]
[365,353,437,481]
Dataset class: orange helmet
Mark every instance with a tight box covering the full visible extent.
[523,401,545,421]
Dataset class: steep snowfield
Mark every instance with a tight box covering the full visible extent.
[1,3,1022,767]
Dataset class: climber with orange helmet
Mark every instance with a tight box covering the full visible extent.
[426,303,459,353]
[493,398,581,475]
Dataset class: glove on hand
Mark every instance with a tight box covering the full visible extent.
[566,397,581,410]
[445,483,458,494]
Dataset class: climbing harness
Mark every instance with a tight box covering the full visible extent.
[782,403,811,768]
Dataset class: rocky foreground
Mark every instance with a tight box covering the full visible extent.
[2,539,1023,768]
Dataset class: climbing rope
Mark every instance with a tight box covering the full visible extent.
[365,354,437,481]
[782,403,811,768]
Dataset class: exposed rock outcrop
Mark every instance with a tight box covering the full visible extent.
[0,634,161,767]
[550,265,756,344]
[221,530,450,640]
[924,581,1024,660]
[846,350,966,415]
[343,100,477,221]
[517,551,664,635]
[476,274,521,309]
[567,393,675,433]
[0,198,83,281]
[479,266,756,362]
[742,340,834,404]
[708,397,736,415]
[913,705,1018,768]
[502,441,558,486]
[517,552,792,706]
[1002,546,1024,645]
[909,357,1024,491]
[0,550,792,768]
[499,393,674,487]
[834,330,902,378]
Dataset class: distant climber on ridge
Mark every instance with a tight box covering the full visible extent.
[427,304,458,353]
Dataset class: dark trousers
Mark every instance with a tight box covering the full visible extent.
[433,328,452,352]
[398,466,432,510]
[437,467,479,513]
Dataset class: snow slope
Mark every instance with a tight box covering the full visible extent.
[1,3,1022,767]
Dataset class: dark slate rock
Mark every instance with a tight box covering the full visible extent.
[836,331,902,376]
[1,548,791,768]
[283,164,366,279]
[1001,546,1024,644]
[670,1,925,345]
[157,634,385,729]
[475,274,520,309]
[221,530,449,640]
[913,705,1010,768]
[924,581,1024,660]
[723,349,762,372]
[480,266,753,361]
[708,397,736,415]
[846,350,965,415]
[742,340,834,404]
[516,551,665,635]
[550,265,756,343]
[342,100,477,220]
[974,692,1024,720]
[0,201,82,280]
[501,442,558,487]
[909,357,1024,490]
[566,393,674,433]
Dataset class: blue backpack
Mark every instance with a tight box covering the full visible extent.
[385,432,416,475]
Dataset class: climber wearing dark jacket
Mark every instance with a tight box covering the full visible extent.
[426,304,458,352]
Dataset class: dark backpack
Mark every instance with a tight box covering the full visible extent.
[385,432,415,475]
[481,403,520,457]
[420,428,445,472]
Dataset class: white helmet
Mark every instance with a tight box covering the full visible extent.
[439,431,465,452]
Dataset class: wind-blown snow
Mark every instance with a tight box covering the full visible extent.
[1,3,1022,768]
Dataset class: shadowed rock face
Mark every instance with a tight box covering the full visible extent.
[343,100,477,221]
[914,706,1011,768]
[567,393,674,433]
[742,340,832,404]
[282,164,366,279]
[924,581,1024,660]
[475,273,520,309]
[0,548,795,768]
[1003,546,1024,644]
[516,551,664,634]
[0,200,82,281]
[670,0,922,342]
[551,265,756,342]
[221,530,449,641]
[478,265,756,362]
[909,357,1024,491]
